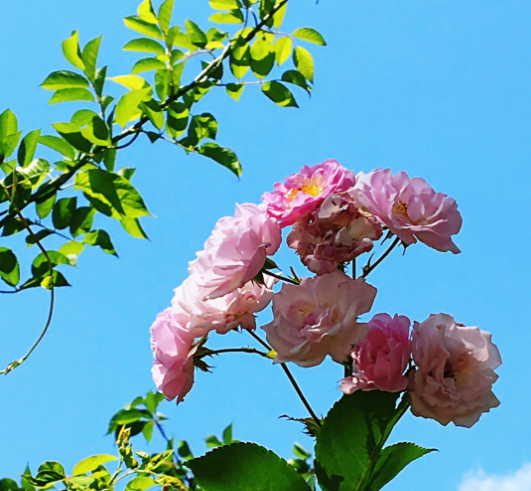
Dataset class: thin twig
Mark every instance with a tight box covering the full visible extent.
[362,236,400,278]
[206,347,271,359]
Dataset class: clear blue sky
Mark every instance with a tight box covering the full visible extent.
[1,1,530,490]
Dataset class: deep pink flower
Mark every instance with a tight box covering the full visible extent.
[262,271,377,367]
[172,275,276,336]
[150,308,196,404]
[189,203,281,300]
[287,192,382,274]
[340,313,411,394]
[262,160,356,227]
[408,313,502,427]
[353,169,463,253]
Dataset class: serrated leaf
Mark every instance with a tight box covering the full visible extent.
[274,37,292,65]
[38,136,75,159]
[158,0,175,34]
[209,11,244,24]
[292,27,326,46]
[84,230,117,256]
[0,247,20,286]
[124,16,164,40]
[62,31,85,70]
[49,88,94,105]
[187,442,311,491]
[74,169,150,219]
[198,143,241,177]
[225,83,244,101]
[132,57,166,75]
[261,81,298,107]
[368,443,436,491]
[82,36,102,81]
[73,455,118,477]
[293,46,314,83]
[41,71,89,91]
[115,88,152,127]
[123,38,165,55]
[18,130,41,168]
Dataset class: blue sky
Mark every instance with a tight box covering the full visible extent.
[1,1,530,490]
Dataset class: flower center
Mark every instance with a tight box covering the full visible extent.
[286,176,325,202]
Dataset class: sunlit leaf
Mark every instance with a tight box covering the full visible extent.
[292,27,327,46]
[62,31,85,70]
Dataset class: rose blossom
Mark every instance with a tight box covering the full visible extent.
[287,192,382,274]
[262,271,377,367]
[189,203,281,300]
[340,313,411,394]
[408,313,501,427]
[262,160,356,227]
[172,275,276,336]
[353,168,462,253]
[150,308,197,404]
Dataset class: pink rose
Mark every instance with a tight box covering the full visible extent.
[189,203,281,300]
[353,169,463,253]
[262,160,356,227]
[287,192,382,274]
[150,308,196,404]
[408,313,502,427]
[172,275,276,336]
[262,271,377,367]
[340,313,411,394]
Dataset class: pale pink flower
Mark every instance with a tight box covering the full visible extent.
[262,160,356,227]
[408,313,502,427]
[172,275,276,336]
[150,308,196,404]
[189,203,281,300]
[340,313,411,394]
[353,169,462,253]
[287,192,382,274]
[262,271,377,367]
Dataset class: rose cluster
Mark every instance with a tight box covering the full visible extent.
[150,160,501,427]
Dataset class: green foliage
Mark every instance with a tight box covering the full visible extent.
[187,442,311,491]
[0,247,20,286]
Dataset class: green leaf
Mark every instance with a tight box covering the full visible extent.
[222,424,232,445]
[59,241,85,265]
[81,116,111,146]
[0,479,19,491]
[139,101,164,130]
[229,43,250,78]
[70,206,95,236]
[71,109,99,126]
[124,16,164,40]
[123,38,165,55]
[82,36,102,81]
[35,193,56,219]
[185,20,207,48]
[126,477,156,491]
[187,443,311,491]
[281,70,311,93]
[49,88,94,105]
[293,443,311,460]
[52,197,77,229]
[84,230,117,256]
[250,35,275,78]
[292,27,326,46]
[158,0,175,34]
[26,230,53,248]
[274,37,292,66]
[142,421,155,443]
[21,465,35,491]
[108,408,148,434]
[32,251,71,277]
[293,46,314,83]
[368,443,436,491]
[74,169,150,219]
[209,0,242,9]
[258,0,275,25]
[0,109,21,158]
[138,0,158,24]
[18,130,41,168]
[131,57,166,75]
[62,31,85,70]
[94,66,108,97]
[41,70,89,90]
[110,75,148,90]
[225,83,244,101]
[262,81,298,107]
[177,441,194,460]
[168,28,195,50]
[115,88,152,127]
[209,11,244,24]
[273,0,288,29]
[73,455,118,477]
[0,247,20,286]
[315,392,410,491]
[52,122,93,153]
[198,143,241,177]
[38,136,75,159]
[205,435,223,448]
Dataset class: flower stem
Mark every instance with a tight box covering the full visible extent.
[362,237,401,278]
[262,270,300,285]
[205,347,271,359]
[247,330,321,427]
